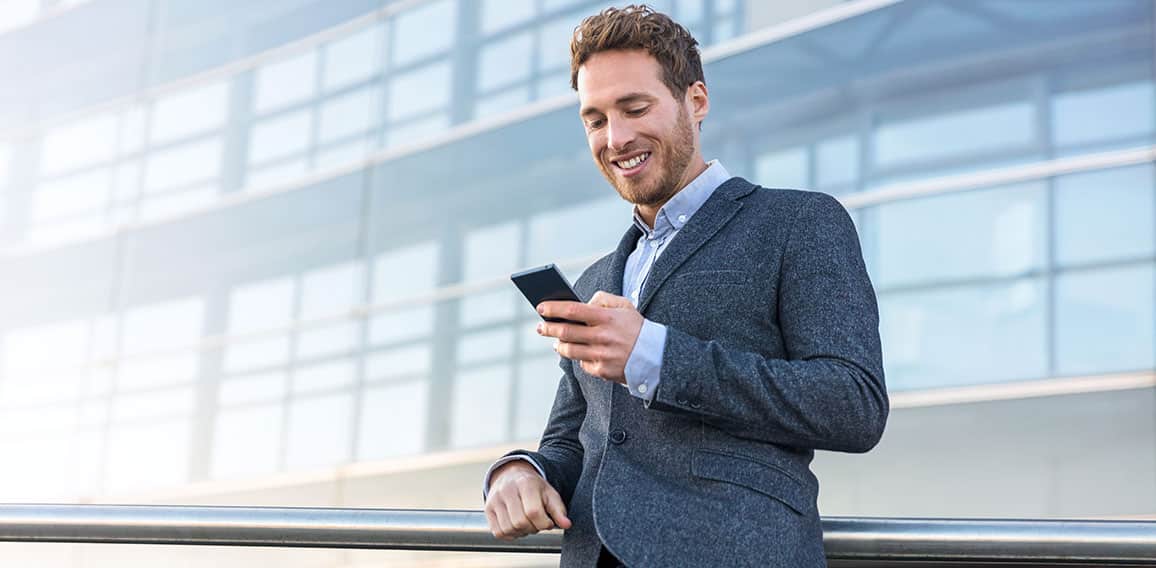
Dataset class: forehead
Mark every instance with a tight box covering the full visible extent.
[576,49,667,106]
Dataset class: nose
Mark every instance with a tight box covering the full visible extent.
[606,118,636,154]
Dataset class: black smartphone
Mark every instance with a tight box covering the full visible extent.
[510,264,585,324]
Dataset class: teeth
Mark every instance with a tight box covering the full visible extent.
[616,152,649,169]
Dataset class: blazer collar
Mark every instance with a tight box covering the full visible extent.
[605,177,756,312]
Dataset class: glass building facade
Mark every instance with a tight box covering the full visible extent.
[0,0,1153,565]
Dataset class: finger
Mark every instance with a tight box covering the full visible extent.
[518,484,556,532]
[538,301,608,325]
[485,505,510,540]
[543,488,572,530]
[555,341,599,362]
[589,291,631,309]
[503,493,535,537]
[539,321,599,344]
[486,498,516,540]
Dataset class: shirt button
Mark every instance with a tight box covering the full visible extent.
[609,429,628,444]
[637,383,648,394]
[677,214,687,223]
[630,290,639,300]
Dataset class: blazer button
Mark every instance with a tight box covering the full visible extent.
[609,429,628,444]
[690,401,702,409]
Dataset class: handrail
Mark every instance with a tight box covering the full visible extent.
[0,505,1153,565]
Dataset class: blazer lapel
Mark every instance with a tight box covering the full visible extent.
[636,178,755,313]
[602,222,641,297]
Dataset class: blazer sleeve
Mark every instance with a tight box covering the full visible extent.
[647,192,889,453]
[500,355,586,504]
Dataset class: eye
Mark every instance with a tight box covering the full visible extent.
[586,118,605,130]
[626,106,648,116]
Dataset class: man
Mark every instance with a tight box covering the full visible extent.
[483,5,888,567]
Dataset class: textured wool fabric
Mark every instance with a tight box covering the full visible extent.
[503,177,888,567]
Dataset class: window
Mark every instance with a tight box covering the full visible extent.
[1055,165,1155,267]
[1055,265,1155,376]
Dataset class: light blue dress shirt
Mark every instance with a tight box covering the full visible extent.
[621,159,732,402]
[484,160,732,495]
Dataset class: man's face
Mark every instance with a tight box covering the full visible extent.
[576,49,703,208]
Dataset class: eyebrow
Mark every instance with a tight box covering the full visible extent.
[579,92,656,118]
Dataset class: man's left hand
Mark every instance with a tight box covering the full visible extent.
[537,291,644,384]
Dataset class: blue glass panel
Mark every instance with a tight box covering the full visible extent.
[392,0,455,66]
[1055,165,1155,267]
[1052,81,1154,148]
[1055,264,1155,376]
[870,182,1047,289]
[874,102,1034,169]
[879,277,1047,390]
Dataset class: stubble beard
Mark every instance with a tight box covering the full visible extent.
[599,107,696,208]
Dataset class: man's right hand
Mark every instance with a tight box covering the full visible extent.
[484,460,572,540]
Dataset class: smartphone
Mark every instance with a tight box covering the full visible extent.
[510,264,585,324]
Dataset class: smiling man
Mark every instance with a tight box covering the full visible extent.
[482,5,888,567]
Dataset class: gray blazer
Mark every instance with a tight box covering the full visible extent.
[508,177,888,567]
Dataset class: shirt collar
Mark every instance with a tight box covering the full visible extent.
[631,159,732,237]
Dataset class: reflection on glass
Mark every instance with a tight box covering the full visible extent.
[387,62,452,122]
[149,81,229,144]
[218,371,287,405]
[457,328,515,364]
[212,404,283,479]
[464,221,521,282]
[32,169,110,221]
[373,241,440,300]
[246,159,308,191]
[460,289,518,328]
[369,306,435,345]
[319,86,381,144]
[816,135,859,189]
[871,182,1045,288]
[301,261,364,319]
[248,110,312,165]
[285,393,353,469]
[40,113,117,175]
[879,277,1047,390]
[105,421,190,492]
[515,355,560,439]
[112,387,195,421]
[392,0,455,66]
[874,102,1034,169]
[538,12,585,72]
[475,87,531,120]
[323,24,384,92]
[481,0,535,34]
[1052,81,1154,148]
[358,380,428,459]
[384,114,450,148]
[1055,265,1155,376]
[755,146,807,189]
[526,196,631,266]
[292,359,356,394]
[297,322,360,359]
[365,345,431,381]
[143,138,222,193]
[254,50,318,114]
[450,364,510,448]
[478,32,534,92]
[1055,165,1155,267]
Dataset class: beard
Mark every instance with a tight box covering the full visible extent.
[598,106,696,208]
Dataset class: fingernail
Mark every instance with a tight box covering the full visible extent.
[536,323,544,334]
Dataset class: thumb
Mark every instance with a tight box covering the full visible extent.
[543,487,572,530]
[589,290,632,309]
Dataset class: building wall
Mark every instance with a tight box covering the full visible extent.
[0,0,1153,566]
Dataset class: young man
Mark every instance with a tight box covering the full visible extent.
[483,5,888,567]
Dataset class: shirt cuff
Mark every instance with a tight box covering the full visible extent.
[624,319,666,402]
[481,455,548,500]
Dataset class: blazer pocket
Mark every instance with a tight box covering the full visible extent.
[691,449,810,516]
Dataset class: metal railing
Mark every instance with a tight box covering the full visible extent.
[0,505,1153,566]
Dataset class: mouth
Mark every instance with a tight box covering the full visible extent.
[611,152,651,177]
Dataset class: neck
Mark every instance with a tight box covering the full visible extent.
[637,157,709,228]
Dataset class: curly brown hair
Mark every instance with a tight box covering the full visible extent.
[569,4,704,100]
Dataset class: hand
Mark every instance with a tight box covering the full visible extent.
[484,460,572,540]
[537,291,644,384]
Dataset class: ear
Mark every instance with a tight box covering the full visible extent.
[685,81,709,125]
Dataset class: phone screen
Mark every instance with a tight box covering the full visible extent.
[510,264,584,324]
